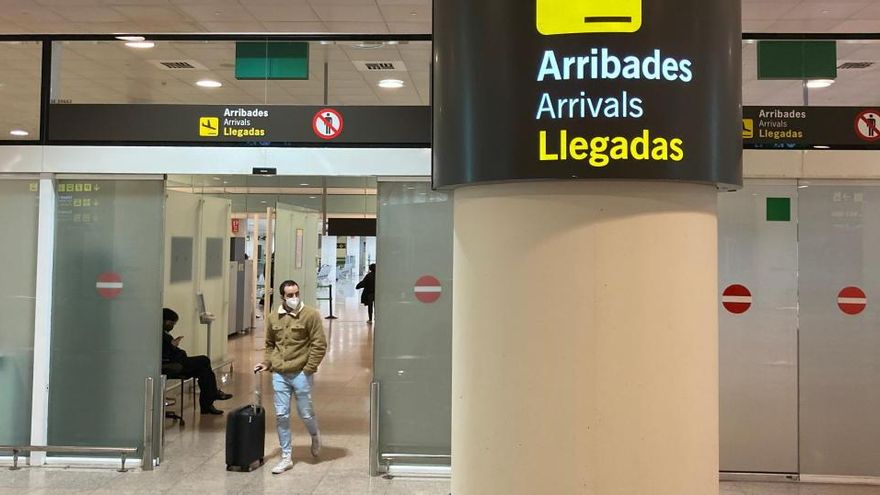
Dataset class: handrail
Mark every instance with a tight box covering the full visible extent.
[0,445,138,472]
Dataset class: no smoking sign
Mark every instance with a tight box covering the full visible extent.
[855,110,880,142]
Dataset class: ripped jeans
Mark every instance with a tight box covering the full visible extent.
[272,370,319,457]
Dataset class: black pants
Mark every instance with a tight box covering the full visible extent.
[366,300,374,321]
[179,355,219,408]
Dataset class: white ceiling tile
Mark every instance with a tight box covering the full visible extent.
[131,21,205,32]
[742,1,798,20]
[311,4,384,22]
[244,3,319,22]
[198,21,267,32]
[0,6,66,22]
[767,18,845,32]
[34,0,102,5]
[261,21,329,32]
[379,4,429,22]
[113,6,189,22]
[785,1,870,20]
[853,1,880,19]
[832,19,880,31]
[325,21,388,33]
[175,3,255,23]
[49,6,129,23]
[386,21,429,33]
[742,20,775,32]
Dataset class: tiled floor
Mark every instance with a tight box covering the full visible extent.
[1,288,878,494]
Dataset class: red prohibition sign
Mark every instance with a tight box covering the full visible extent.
[313,108,344,140]
[855,110,880,142]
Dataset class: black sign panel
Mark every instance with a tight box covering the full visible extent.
[48,104,430,145]
[327,218,376,237]
[433,0,742,188]
[743,106,880,149]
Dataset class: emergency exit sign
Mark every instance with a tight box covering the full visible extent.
[235,41,309,80]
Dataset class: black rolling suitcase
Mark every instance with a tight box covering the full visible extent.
[226,371,266,472]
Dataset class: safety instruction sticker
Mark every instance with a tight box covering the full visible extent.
[537,0,643,35]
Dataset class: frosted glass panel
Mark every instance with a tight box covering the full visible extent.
[0,179,39,445]
[48,179,164,454]
[374,182,453,463]
[274,203,320,309]
[798,183,880,477]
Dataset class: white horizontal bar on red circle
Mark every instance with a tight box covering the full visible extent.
[838,298,867,304]
[722,296,752,303]
[414,287,442,293]
[96,282,124,289]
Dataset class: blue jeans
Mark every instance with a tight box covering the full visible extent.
[272,371,319,457]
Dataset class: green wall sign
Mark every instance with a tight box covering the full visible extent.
[235,42,309,80]
[757,41,837,80]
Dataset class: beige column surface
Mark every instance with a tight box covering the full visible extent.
[452,181,719,495]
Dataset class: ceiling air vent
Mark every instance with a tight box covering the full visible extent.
[838,62,874,70]
[353,60,408,72]
[148,59,208,71]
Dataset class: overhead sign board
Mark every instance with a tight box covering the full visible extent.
[433,0,743,188]
[743,106,880,149]
[235,41,309,80]
[47,104,430,146]
[757,41,837,80]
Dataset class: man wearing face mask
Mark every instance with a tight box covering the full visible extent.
[254,280,328,474]
[162,308,233,415]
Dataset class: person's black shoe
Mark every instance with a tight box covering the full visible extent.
[201,405,223,415]
[216,392,233,401]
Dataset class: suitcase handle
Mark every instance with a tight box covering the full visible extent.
[253,369,264,410]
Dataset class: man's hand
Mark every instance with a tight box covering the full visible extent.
[254,363,268,373]
[172,336,183,347]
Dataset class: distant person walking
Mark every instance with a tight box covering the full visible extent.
[356,263,376,323]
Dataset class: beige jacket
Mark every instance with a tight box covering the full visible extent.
[262,304,327,374]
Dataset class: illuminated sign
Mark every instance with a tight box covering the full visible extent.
[537,0,643,35]
[433,0,742,188]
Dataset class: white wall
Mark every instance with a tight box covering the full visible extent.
[743,149,880,180]
[163,191,232,363]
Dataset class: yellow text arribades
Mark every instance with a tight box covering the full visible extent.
[539,129,684,167]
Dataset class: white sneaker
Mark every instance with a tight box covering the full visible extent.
[271,456,293,474]
[310,434,322,458]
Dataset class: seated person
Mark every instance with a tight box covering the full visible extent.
[162,308,232,415]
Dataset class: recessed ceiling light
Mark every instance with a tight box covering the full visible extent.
[806,79,835,89]
[813,145,830,149]
[9,129,29,137]
[125,41,155,49]
[196,79,222,88]
[354,41,384,50]
[309,196,317,199]
[379,79,405,89]
[116,35,145,42]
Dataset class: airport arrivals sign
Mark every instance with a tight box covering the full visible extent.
[47,104,430,146]
[433,0,743,188]
[743,106,880,148]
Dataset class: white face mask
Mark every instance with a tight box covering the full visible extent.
[285,296,300,309]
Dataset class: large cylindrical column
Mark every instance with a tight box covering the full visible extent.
[452,181,718,495]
